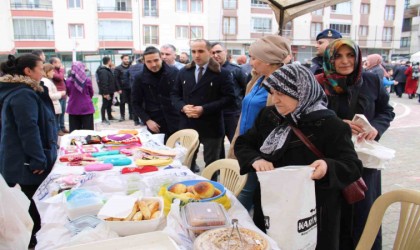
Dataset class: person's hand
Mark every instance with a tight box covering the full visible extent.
[310,160,327,180]
[189,106,203,118]
[343,119,365,135]
[33,169,45,175]
[357,127,378,142]
[103,94,110,100]
[252,159,274,172]
[393,81,398,85]
[146,119,160,133]
[183,105,194,117]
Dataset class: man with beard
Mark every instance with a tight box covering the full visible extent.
[179,52,190,64]
[310,29,342,75]
[114,54,132,121]
[132,47,179,141]
[210,42,247,157]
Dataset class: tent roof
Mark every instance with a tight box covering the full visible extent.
[263,0,351,34]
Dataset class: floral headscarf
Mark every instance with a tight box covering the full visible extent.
[260,64,329,154]
[69,61,88,93]
[320,38,363,95]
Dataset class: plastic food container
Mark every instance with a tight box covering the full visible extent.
[65,189,104,220]
[181,202,230,239]
[105,197,164,236]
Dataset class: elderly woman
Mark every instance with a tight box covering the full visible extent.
[228,35,292,211]
[235,64,363,249]
[0,54,58,248]
[364,54,387,80]
[315,39,394,250]
[65,61,95,132]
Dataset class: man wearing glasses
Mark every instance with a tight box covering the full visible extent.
[210,43,247,152]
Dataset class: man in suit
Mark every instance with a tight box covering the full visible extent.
[171,39,235,168]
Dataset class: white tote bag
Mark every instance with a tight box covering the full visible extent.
[257,166,317,250]
[353,138,395,169]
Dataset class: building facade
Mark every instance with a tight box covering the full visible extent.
[394,0,420,60]
[0,0,407,66]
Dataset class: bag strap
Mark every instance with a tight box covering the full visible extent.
[290,126,325,158]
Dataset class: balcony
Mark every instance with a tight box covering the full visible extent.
[11,3,52,9]
[97,6,132,11]
[14,34,54,40]
[99,35,132,40]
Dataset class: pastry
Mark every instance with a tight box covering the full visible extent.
[169,183,187,194]
[192,182,215,199]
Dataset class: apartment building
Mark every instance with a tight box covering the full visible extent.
[394,0,420,59]
[0,0,405,65]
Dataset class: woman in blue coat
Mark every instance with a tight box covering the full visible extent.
[0,54,58,248]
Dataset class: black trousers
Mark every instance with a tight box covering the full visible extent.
[101,93,114,121]
[120,89,133,118]
[8,183,41,246]
[69,114,94,133]
[200,136,223,167]
[220,112,240,158]
[395,82,406,97]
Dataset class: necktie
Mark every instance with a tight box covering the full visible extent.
[197,67,204,83]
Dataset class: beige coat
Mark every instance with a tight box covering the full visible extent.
[227,71,272,159]
[42,77,62,115]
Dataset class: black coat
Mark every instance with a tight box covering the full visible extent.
[171,58,235,138]
[131,62,180,135]
[311,56,324,75]
[393,65,408,83]
[235,107,363,250]
[96,66,116,95]
[114,64,130,90]
[222,61,247,113]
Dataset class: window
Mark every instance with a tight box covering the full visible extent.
[251,0,267,8]
[13,19,54,39]
[11,0,52,9]
[144,0,157,16]
[223,0,236,9]
[310,22,322,38]
[331,5,337,12]
[190,0,202,13]
[329,24,351,36]
[176,26,189,39]
[405,0,410,9]
[69,24,84,38]
[116,0,129,11]
[99,21,132,40]
[311,9,323,15]
[251,17,272,33]
[402,18,412,32]
[401,37,410,47]
[223,17,237,35]
[176,0,187,12]
[144,25,158,44]
[382,27,392,42]
[97,0,131,11]
[68,0,81,8]
[227,49,241,56]
[282,21,292,36]
[190,26,202,39]
[384,6,395,20]
[359,26,368,36]
[360,4,369,14]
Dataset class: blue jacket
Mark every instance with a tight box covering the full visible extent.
[0,75,58,185]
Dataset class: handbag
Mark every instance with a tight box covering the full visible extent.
[290,126,367,204]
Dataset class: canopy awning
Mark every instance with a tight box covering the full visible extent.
[263,0,350,34]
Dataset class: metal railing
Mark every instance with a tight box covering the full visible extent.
[99,35,133,40]
[143,9,158,16]
[97,6,132,11]
[251,3,269,8]
[10,3,52,9]
[14,34,54,40]
[252,28,271,33]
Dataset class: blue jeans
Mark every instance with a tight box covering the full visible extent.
[58,98,66,130]
[237,172,258,211]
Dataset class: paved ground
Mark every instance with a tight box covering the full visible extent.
[74,93,420,249]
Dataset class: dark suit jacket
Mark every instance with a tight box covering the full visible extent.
[171,58,235,138]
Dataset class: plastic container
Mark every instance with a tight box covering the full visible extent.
[65,215,103,235]
[65,189,104,220]
[181,202,230,239]
[105,197,164,236]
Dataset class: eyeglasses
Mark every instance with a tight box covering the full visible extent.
[212,50,223,55]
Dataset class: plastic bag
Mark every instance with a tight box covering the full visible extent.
[162,199,191,250]
[353,138,395,169]
[0,175,34,250]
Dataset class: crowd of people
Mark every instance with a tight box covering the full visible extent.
[1,27,419,249]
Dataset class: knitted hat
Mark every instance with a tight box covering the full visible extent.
[249,35,291,64]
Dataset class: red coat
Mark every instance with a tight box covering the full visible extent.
[404,66,418,94]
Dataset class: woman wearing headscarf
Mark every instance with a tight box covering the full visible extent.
[315,39,394,250]
[235,64,362,249]
[65,61,95,132]
[364,54,387,81]
[227,35,292,211]
[0,54,58,248]
[404,62,419,99]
